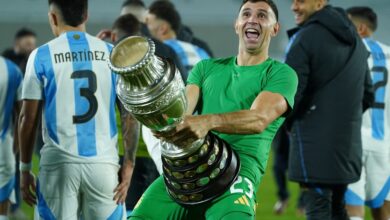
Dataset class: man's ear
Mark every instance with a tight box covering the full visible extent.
[316,0,326,10]
[48,12,58,27]
[160,21,170,36]
[357,23,368,36]
[271,22,280,37]
[234,19,239,35]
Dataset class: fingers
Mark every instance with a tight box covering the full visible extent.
[20,172,37,206]
[113,182,129,204]
[96,29,112,40]
[21,183,37,206]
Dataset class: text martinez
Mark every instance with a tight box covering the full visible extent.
[54,50,106,64]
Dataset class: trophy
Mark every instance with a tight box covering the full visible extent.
[108,36,240,205]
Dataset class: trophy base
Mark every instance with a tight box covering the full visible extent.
[162,133,241,206]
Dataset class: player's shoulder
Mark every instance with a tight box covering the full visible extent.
[0,56,22,74]
[84,32,113,49]
[269,58,296,73]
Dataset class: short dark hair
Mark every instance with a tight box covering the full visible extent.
[15,28,36,40]
[112,14,142,38]
[346,6,377,32]
[122,0,145,8]
[239,0,279,21]
[48,0,88,27]
[148,0,181,33]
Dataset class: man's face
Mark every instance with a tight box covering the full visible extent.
[145,12,164,40]
[291,0,323,25]
[235,1,278,53]
[15,35,36,55]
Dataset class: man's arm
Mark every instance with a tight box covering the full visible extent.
[157,91,288,146]
[113,100,140,204]
[185,84,200,115]
[18,99,42,206]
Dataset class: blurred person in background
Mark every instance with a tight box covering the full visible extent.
[345,6,390,220]
[0,56,23,220]
[2,28,37,73]
[285,0,374,219]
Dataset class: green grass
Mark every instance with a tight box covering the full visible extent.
[21,151,373,220]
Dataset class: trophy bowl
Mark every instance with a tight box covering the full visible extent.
[108,36,240,205]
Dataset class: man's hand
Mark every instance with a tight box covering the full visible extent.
[20,171,36,206]
[113,161,134,204]
[96,29,112,40]
[155,115,211,146]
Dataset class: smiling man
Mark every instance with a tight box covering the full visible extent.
[129,0,298,219]
[285,0,374,220]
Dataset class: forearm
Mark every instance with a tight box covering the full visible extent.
[18,100,41,164]
[120,110,140,165]
[204,110,272,134]
[18,113,38,163]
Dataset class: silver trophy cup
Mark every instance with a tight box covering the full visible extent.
[108,36,239,205]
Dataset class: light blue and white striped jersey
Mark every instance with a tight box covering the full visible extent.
[361,38,390,152]
[164,39,210,73]
[0,56,22,150]
[22,31,119,166]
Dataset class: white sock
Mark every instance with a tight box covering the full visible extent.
[349,217,363,220]
[0,215,9,220]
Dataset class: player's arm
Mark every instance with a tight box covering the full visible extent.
[185,84,200,115]
[200,91,288,134]
[18,99,42,206]
[114,100,140,204]
[157,91,288,146]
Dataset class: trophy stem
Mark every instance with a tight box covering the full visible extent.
[160,138,204,159]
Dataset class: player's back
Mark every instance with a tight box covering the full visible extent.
[0,56,22,145]
[164,39,210,74]
[361,38,390,152]
[23,31,118,166]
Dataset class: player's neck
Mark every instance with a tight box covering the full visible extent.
[236,50,269,66]
[160,31,177,41]
[57,24,86,36]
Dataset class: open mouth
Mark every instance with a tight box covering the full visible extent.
[245,28,260,40]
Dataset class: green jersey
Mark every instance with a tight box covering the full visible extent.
[187,57,297,188]
[130,57,298,220]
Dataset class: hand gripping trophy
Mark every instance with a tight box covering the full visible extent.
[108,36,240,205]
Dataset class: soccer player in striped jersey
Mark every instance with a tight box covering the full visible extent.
[146,0,210,79]
[18,0,139,219]
[345,6,390,220]
[0,57,22,220]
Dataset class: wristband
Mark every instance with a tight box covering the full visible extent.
[19,161,32,172]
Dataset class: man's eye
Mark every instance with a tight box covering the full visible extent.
[258,13,266,19]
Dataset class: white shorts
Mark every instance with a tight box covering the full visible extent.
[142,126,163,174]
[35,163,126,220]
[0,138,16,203]
[346,150,390,208]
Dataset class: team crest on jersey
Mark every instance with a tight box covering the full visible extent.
[73,34,80,40]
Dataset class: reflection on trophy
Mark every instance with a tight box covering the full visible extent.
[108,36,240,205]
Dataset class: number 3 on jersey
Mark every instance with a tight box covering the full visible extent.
[71,70,98,124]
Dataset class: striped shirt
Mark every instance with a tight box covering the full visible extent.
[22,31,119,165]
[164,39,210,77]
[361,38,390,152]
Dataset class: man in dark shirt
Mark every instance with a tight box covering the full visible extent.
[2,28,37,73]
[285,0,373,219]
